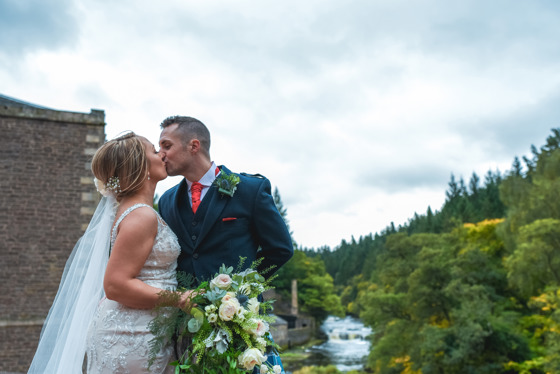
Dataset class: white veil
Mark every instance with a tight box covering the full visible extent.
[28,196,117,373]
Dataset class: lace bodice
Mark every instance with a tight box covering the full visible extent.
[110,203,180,289]
[86,203,180,373]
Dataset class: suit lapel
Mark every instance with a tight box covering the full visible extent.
[195,165,233,249]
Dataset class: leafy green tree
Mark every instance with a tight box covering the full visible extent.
[273,250,344,322]
[506,219,560,298]
[359,220,531,373]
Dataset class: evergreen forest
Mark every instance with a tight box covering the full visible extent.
[272,128,560,373]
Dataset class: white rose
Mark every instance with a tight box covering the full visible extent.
[239,283,251,295]
[211,274,233,290]
[251,319,269,337]
[236,306,246,320]
[260,365,269,374]
[208,313,218,323]
[238,348,266,371]
[247,297,260,315]
[219,298,240,321]
[255,337,267,349]
[273,365,282,374]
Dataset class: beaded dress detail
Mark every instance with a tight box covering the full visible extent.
[86,204,180,374]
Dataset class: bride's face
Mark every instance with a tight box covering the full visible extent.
[141,138,167,182]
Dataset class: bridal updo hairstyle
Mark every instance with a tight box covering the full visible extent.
[91,132,149,200]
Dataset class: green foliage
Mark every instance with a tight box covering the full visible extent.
[506,219,560,298]
[355,221,533,373]
[272,250,344,322]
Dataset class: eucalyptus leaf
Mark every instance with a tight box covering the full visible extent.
[188,318,201,333]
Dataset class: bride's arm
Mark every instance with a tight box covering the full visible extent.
[103,208,191,309]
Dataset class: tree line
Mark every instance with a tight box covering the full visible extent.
[273,128,560,373]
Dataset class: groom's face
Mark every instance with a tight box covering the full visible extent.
[159,124,191,177]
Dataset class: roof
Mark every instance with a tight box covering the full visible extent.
[0,94,52,110]
[0,93,105,125]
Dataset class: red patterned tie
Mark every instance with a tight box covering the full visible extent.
[191,182,203,213]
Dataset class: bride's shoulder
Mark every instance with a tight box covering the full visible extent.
[114,205,158,237]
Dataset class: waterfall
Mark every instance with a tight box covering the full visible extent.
[302,316,372,372]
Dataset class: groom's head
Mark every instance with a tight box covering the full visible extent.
[159,116,211,177]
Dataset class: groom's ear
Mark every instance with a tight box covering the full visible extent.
[189,138,201,153]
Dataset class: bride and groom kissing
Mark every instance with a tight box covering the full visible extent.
[29,116,294,373]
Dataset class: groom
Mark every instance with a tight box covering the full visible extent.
[157,115,293,286]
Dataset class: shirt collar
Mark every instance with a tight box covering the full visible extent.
[187,162,219,190]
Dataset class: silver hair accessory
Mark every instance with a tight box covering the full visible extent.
[94,177,122,197]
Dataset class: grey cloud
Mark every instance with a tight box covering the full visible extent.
[0,0,79,57]
[149,0,560,89]
[322,0,560,62]
[455,89,560,160]
[359,163,452,193]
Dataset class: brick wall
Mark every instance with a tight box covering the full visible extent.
[0,100,105,373]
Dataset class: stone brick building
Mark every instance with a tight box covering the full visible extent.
[0,94,105,373]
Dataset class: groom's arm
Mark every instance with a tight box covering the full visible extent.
[251,178,293,277]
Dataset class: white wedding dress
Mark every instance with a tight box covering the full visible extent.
[86,204,180,374]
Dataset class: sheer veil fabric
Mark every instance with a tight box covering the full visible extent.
[28,196,117,373]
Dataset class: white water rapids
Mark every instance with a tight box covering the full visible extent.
[286,315,372,373]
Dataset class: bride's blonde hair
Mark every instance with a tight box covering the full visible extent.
[91,132,148,200]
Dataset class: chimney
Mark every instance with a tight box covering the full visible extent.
[291,279,298,316]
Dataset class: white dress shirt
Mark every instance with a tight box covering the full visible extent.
[186,161,220,205]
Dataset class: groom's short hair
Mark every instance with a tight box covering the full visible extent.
[160,116,211,156]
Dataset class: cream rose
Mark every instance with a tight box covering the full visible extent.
[210,274,233,290]
[221,292,236,303]
[218,298,240,321]
[238,348,266,371]
[273,365,282,374]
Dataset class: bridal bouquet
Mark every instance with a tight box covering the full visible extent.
[149,260,281,374]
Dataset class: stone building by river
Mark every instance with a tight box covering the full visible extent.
[0,94,105,373]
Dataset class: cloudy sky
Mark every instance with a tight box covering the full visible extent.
[2,0,559,249]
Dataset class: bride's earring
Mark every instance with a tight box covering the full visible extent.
[147,173,151,181]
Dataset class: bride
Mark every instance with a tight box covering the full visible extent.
[28,132,192,373]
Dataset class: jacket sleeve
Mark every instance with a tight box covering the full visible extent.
[251,178,294,277]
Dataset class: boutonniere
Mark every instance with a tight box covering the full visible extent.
[213,169,241,197]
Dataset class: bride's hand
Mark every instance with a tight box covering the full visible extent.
[178,289,204,311]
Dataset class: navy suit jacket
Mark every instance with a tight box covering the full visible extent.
[158,166,293,285]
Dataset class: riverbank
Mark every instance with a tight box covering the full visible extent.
[280,338,327,373]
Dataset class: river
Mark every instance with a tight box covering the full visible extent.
[285,315,372,373]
